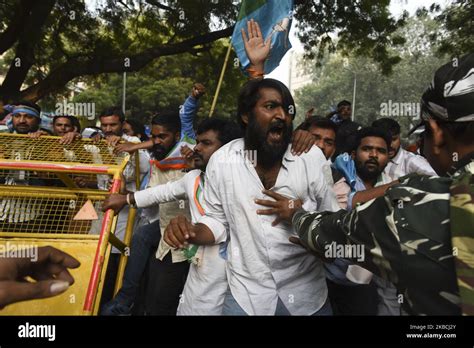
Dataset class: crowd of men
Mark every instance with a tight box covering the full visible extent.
[0,20,472,316]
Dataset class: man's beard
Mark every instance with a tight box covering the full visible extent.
[192,153,206,170]
[355,158,382,182]
[14,125,38,134]
[389,145,400,160]
[244,113,293,169]
[152,142,175,161]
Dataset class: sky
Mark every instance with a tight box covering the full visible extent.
[267,0,450,85]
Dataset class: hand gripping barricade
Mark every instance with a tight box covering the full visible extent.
[0,133,140,315]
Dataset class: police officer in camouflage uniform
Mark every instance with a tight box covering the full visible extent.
[269,53,474,315]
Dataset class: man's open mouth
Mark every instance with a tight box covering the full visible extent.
[267,124,284,142]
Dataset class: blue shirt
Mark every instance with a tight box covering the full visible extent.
[180,95,199,140]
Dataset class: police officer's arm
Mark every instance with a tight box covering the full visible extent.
[292,196,403,281]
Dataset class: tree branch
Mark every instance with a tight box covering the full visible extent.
[0,0,35,55]
[19,26,234,102]
[1,0,56,96]
[144,0,176,13]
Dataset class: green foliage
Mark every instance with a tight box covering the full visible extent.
[71,40,246,123]
[295,16,449,138]
[294,0,408,74]
[0,0,471,109]
[420,0,474,57]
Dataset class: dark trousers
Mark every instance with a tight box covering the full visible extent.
[100,253,120,308]
[116,220,162,306]
[101,218,190,315]
[142,251,190,315]
[326,278,378,315]
[100,220,162,309]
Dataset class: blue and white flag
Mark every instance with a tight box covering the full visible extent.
[231,0,294,75]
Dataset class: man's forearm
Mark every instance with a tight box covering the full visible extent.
[134,139,154,151]
[351,181,397,207]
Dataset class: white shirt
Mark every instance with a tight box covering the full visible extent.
[384,147,436,179]
[198,139,340,315]
[111,134,150,253]
[134,169,227,315]
[121,134,150,193]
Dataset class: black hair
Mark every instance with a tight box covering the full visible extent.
[296,116,337,135]
[372,118,401,137]
[353,127,391,152]
[53,115,72,125]
[237,78,296,129]
[337,100,351,108]
[424,120,474,146]
[99,107,125,123]
[124,118,149,141]
[12,100,41,114]
[196,118,243,145]
[151,111,181,135]
[69,115,81,133]
[52,115,82,133]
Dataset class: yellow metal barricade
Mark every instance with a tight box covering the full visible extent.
[0,134,138,315]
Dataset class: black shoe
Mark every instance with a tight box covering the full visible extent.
[101,299,133,316]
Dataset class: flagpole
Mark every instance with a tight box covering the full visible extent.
[209,40,232,118]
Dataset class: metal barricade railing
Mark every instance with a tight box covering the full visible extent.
[0,133,139,315]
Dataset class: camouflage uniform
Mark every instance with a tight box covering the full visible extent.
[292,151,474,315]
[450,153,474,315]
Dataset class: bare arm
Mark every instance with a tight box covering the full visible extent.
[351,181,398,207]
[114,139,154,154]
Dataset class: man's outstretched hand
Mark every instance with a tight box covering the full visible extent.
[0,246,80,309]
[241,19,272,74]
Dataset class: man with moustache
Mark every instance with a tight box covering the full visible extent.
[276,52,474,315]
[101,83,208,314]
[0,102,47,231]
[295,117,349,206]
[164,76,341,315]
[92,107,150,307]
[327,100,362,157]
[372,117,436,179]
[344,127,401,315]
[29,115,83,145]
[292,126,397,315]
[347,127,394,210]
[101,118,241,315]
[5,101,42,134]
[100,111,194,315]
